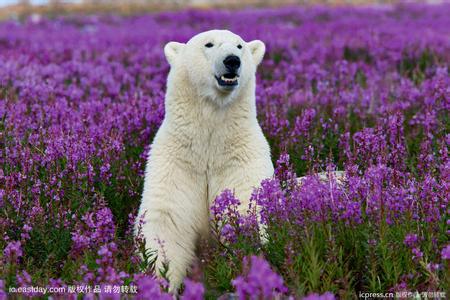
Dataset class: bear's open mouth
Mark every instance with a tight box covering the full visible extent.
[215,73,239,87]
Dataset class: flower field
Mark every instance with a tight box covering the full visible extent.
[1,3,449,299]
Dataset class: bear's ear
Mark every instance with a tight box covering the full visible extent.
[164,42,185,66]
[247,40,266,66]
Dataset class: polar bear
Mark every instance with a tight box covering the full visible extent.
[137,30,274,290]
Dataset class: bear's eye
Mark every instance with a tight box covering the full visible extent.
[237,44,242,49]
[205,43,214,48]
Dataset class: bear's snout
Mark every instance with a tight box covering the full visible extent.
[223,55,241,72]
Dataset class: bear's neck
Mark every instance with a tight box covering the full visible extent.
[164,69,258,128]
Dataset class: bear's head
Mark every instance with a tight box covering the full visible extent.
[164,30,265,107]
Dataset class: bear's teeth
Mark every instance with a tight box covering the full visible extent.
[221,76,237,82]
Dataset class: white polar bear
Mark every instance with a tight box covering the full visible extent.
[137,30,274,290]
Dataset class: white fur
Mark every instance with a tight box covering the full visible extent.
[137,30,273,290]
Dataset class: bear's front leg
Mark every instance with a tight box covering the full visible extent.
[208,157,274,217]
[209,158,273,244]
[138,159,208,291]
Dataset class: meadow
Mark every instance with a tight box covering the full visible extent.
[0,3,449,299]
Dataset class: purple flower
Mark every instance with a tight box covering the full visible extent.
[251,178,286,224]
[441,245,450,260]
[71,206,116,255]
[211,189,241,222]
[303,292,336,300]
[220,223,237,243]
[412,248,423,262]
[404,233,419,248]
[426,263,440,272]
[134,275,172,300]
[3,241,22,264]
[181,279,204,300]
[232,256,287,299]
[16,271,41,297]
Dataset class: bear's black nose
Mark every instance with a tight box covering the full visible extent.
[223,55,241,72]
